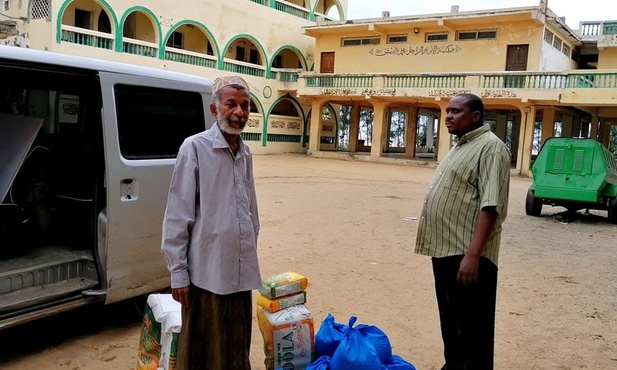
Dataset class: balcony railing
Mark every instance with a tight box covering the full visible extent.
[300,71,617,91]
[483,72,617,89]
[222,59,266,77]
[61,25,114,50]
[274,0,310,20]
[566,72,617,88]
[123,38,158,58]
[314,12,336,23]
[306,75,374,88]
[387,75,466,88]
[165,47,217,69]
[579,20,617,40]
[248,0,266,4]
[271,68,301,82]
[481,74,568,89]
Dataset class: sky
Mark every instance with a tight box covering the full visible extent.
[344,0,617,30]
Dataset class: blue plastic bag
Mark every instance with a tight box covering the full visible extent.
[315,313,347,358]
[356,323,392,364]
[382,354,416,369]
[306,355,331,370]
[330,317,382,370]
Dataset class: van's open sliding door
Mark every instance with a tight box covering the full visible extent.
[99,72,211,303]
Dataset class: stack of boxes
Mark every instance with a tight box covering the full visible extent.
[256,272,314,370]
[257,271,308,312]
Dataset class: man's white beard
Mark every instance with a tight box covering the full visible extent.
[218,112,246,135]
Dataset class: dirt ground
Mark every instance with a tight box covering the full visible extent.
[1,154,616,370]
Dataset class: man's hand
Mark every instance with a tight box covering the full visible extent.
[458,254,480,285]
[172,286,190,307]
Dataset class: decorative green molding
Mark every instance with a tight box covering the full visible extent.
[246,93,267,147]
[56,0,119,44]
[219,33,269,73]
[310,0,345,21]
[269,45,309,79]
[160,19,220,60]
[265,94,306,146]
[116,6,162,52]
[303,102,338,147]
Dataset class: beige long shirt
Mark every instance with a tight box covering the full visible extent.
[161,123,261,295]
[414,124,510,266]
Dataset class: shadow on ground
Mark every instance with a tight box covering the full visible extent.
[0,298,144,363]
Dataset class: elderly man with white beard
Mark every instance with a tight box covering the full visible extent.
[161,75,261,370]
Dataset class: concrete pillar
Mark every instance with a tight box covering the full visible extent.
[519,106,537,177]
[495,114,507,142]
[572,116,582,138]
[590,115,599,140]
[308,99,325,153]
[405,106,418,157]
[348,103,360,152]
[510,115,521,167]
[436,103,451,162]
[598,121,611,147]
[426,114,435,149]
[370,102,388,157]
[541,108,555,144]
[561,114,574,137]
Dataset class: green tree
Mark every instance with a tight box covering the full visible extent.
[388,111,406,148]
[359,108,373,145]
[337,105,352,150]
[610,126,617,155]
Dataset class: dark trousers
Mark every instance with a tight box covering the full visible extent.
[177,285,252,370]
[432,255,498,370]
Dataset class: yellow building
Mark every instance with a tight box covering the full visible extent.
[1,1,616,175]
[0,0,347,154]
[297,2,617,176]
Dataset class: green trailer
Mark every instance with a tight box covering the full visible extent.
[525,137,617,223]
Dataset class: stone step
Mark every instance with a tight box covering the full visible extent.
[0,276,98,314]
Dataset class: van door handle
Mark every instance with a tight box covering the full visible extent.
[120,178,139,201]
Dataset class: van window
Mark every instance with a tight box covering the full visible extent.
[114,84,205,159]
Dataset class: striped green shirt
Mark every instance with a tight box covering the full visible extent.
[414,124,510,266]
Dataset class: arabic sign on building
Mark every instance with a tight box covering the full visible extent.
[369,44,462,57]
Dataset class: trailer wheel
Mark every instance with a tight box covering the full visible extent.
[525,189,542,216]
[608,198,617,224]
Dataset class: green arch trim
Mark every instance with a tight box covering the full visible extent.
[310,0,345,21]
[265,94,306,146]
[304,108,313,147]
[270,45,309,71]
[267,94,306,122]
[56,0,119,43]
[219,34,269,74]
[304,102,339,147]
[250,92,266,116]
[324,102,339,127]
[159,20,221,59]
[116,7,162,52]
[246,93,267,147]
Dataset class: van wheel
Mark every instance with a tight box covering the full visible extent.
[525,189,542,216]
[608,198,617,224]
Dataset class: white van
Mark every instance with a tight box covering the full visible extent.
[0,45,213,329]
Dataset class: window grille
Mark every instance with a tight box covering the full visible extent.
[562,44,571,57]
[387,35,408,44]
[426,32,448,42]
[456,30,497,41]
[544,29,554,44]
[341,37,380,47]
[30,0,51,20]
